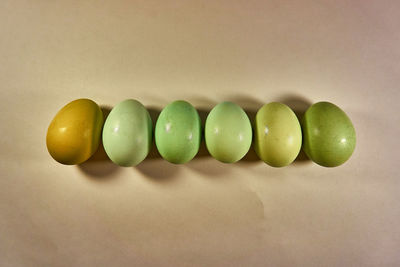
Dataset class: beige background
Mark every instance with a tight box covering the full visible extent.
[1,1,399,266]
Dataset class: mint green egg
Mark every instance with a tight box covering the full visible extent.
[302,101,356,167]
[155,100,201,164]
[205,102,252,163]
[102,99,152,167]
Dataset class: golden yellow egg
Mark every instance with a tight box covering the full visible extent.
[46,99,104,165]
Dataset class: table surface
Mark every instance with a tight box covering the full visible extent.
[1,1,399,266]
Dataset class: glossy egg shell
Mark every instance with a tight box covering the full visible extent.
[46,98,104,165]
[102,99,152,167]
[301,101,356,167]
[205,101,252,163]
[254,102,302,167]
[155,100,201,164]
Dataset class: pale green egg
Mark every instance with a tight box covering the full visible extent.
[205,102,252,163]
[102,99,152,167]
[254,102,302,167]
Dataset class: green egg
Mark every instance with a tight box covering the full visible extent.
[254,102,302,167]
[205,101,252,163]
[301,101,356,167]
[155,100,201,164]
[102,99,152,167]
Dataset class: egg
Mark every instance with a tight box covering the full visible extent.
[155,100,201,164]
[205,101,252,163]
[46,98,104,165]
[102,99,152,167]
[254,102,302,167]
[301,101,356,167]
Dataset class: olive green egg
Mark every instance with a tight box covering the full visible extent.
[46,98,104,165]
[301,101,356,167]
[254,102,302,167]
[155,100,201,164]
[205,101,252,163]
[102,99,152,167]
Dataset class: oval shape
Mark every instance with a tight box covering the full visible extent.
[205,102,252,163]
[254,102,302,167]
[46,98,104,165]
[102,99,152,167]
[302,101,356,167]
[155,100,201,164]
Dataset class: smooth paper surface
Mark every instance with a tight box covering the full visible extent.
[0,1,399,266]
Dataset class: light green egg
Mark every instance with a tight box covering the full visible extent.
[102,99,152,167]
[205,101,252,163]
[155,100,201,164]
[254,102,302,167]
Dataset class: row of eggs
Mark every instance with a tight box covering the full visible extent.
[46,99,356,167]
